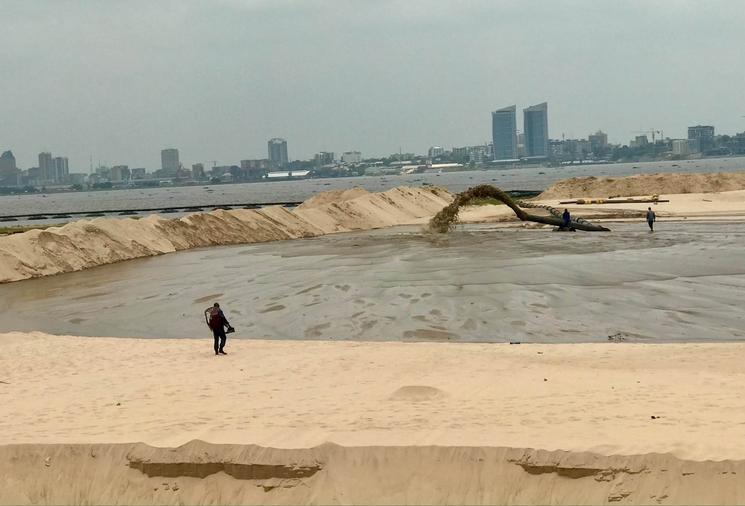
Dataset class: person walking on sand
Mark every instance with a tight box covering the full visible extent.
[205,302,231,355]
[646,207,656,232]
[562,208,571,229]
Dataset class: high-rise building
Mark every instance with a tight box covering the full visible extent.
[688,125,715,153]
[161,148,180,175]
[523,102,549,157]
[268,138,288,167]
[39,152,54,182]
[491,105,517,160]
[589,130,608,151]
[53,156,69,183]
[0,150,18,186]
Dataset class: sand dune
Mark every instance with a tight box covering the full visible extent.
[0,186,451,283]
[539,170,745,199]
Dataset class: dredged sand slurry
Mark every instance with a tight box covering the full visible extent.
[1,221,743,342]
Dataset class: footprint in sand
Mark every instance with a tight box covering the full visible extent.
[389,385,446,402]
[193,293,224,304]
[304,322,330,338]
[259,304,286,313]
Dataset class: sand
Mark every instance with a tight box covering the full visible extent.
[0,186,452,284]
[539,170,745,199]
[4,442,745,505]
[4,173,745,504]
[295,187,369,210]
[3,332,745,504]
[459,189,745,225]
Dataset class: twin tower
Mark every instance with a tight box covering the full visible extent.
[492,103,548,161]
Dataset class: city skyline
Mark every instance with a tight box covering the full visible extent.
[2,1,745,169]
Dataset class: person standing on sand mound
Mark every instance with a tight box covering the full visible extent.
[646,207,656,232]
[204,303,233,356]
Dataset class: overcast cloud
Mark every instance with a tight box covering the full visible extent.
[2,0,744,170]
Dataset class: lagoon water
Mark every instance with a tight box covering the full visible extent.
[1,221,743,343]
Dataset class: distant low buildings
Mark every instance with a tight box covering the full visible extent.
[314,151,334,166]
[266,170,310,180]
[110,165,130,182]
[428,146,445,158]
[191,163,205,180]
[672,139,690,156]
[239,159,270,180]
[630,135,649,148]
[341,151,361,164]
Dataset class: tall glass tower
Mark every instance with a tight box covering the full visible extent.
[491,106,517,160]
[523,102,549,157]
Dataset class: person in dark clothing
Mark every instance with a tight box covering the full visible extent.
[205,302,231,355]
[646,207,656,232]
[562,209,571,229]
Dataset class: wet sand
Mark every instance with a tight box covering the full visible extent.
[1,221,743,342]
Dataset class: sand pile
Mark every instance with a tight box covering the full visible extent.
[539,170,745,199]
[295,187,369,210]
[0,186,452,283]
[3,441,744,505]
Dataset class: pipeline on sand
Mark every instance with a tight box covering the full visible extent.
[429,184,611,233]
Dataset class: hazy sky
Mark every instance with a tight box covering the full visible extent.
[2,0,745,171]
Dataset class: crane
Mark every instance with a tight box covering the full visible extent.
[632,129,664,143]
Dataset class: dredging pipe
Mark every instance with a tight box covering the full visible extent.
[429,184,611,233]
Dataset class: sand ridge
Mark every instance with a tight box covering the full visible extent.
[539,170,745,199]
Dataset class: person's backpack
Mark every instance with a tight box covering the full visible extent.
[208,308,223,330]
